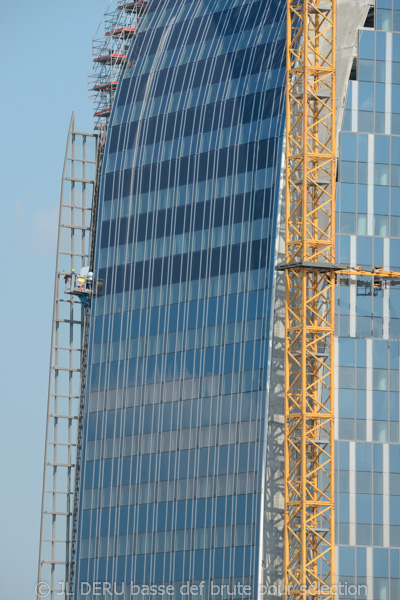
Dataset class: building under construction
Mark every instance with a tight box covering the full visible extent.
[37,0,400,599]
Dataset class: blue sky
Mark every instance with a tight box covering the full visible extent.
[0,1,110,597]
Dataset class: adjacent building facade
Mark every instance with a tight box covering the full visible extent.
[38,0,400,599]
[335,1,400,597]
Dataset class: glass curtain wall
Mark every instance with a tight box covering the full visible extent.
[73,1,287,598]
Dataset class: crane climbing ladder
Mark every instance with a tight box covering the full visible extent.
[283,2,400,599]
[36,115,97,600]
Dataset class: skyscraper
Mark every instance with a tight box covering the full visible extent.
[78,0,287,596]
[37,1,400,599]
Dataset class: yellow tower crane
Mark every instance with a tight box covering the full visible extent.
[284,0,337,597]
[283,2,400,599]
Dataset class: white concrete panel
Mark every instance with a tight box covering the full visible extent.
[351,81,358,132]
[366,546,373,600]
[349,441,356,546]
[350,236,357,337]
[366,339,373,441]
[383,443,390,547]
[385,33,392,134]
[368,135,374,236]
[383,239,390,339]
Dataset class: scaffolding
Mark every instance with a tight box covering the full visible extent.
[90,1,147,130]
[37,114,96,600]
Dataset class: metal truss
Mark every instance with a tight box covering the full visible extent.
[337,266,400,288]
[283,1,336,598]
[37,114,96,600]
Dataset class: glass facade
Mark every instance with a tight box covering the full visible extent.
[70,0,400,599]
[336,0,400,598]
[74,1,286,598]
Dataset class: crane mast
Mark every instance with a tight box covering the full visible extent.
[284,0,336,598]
